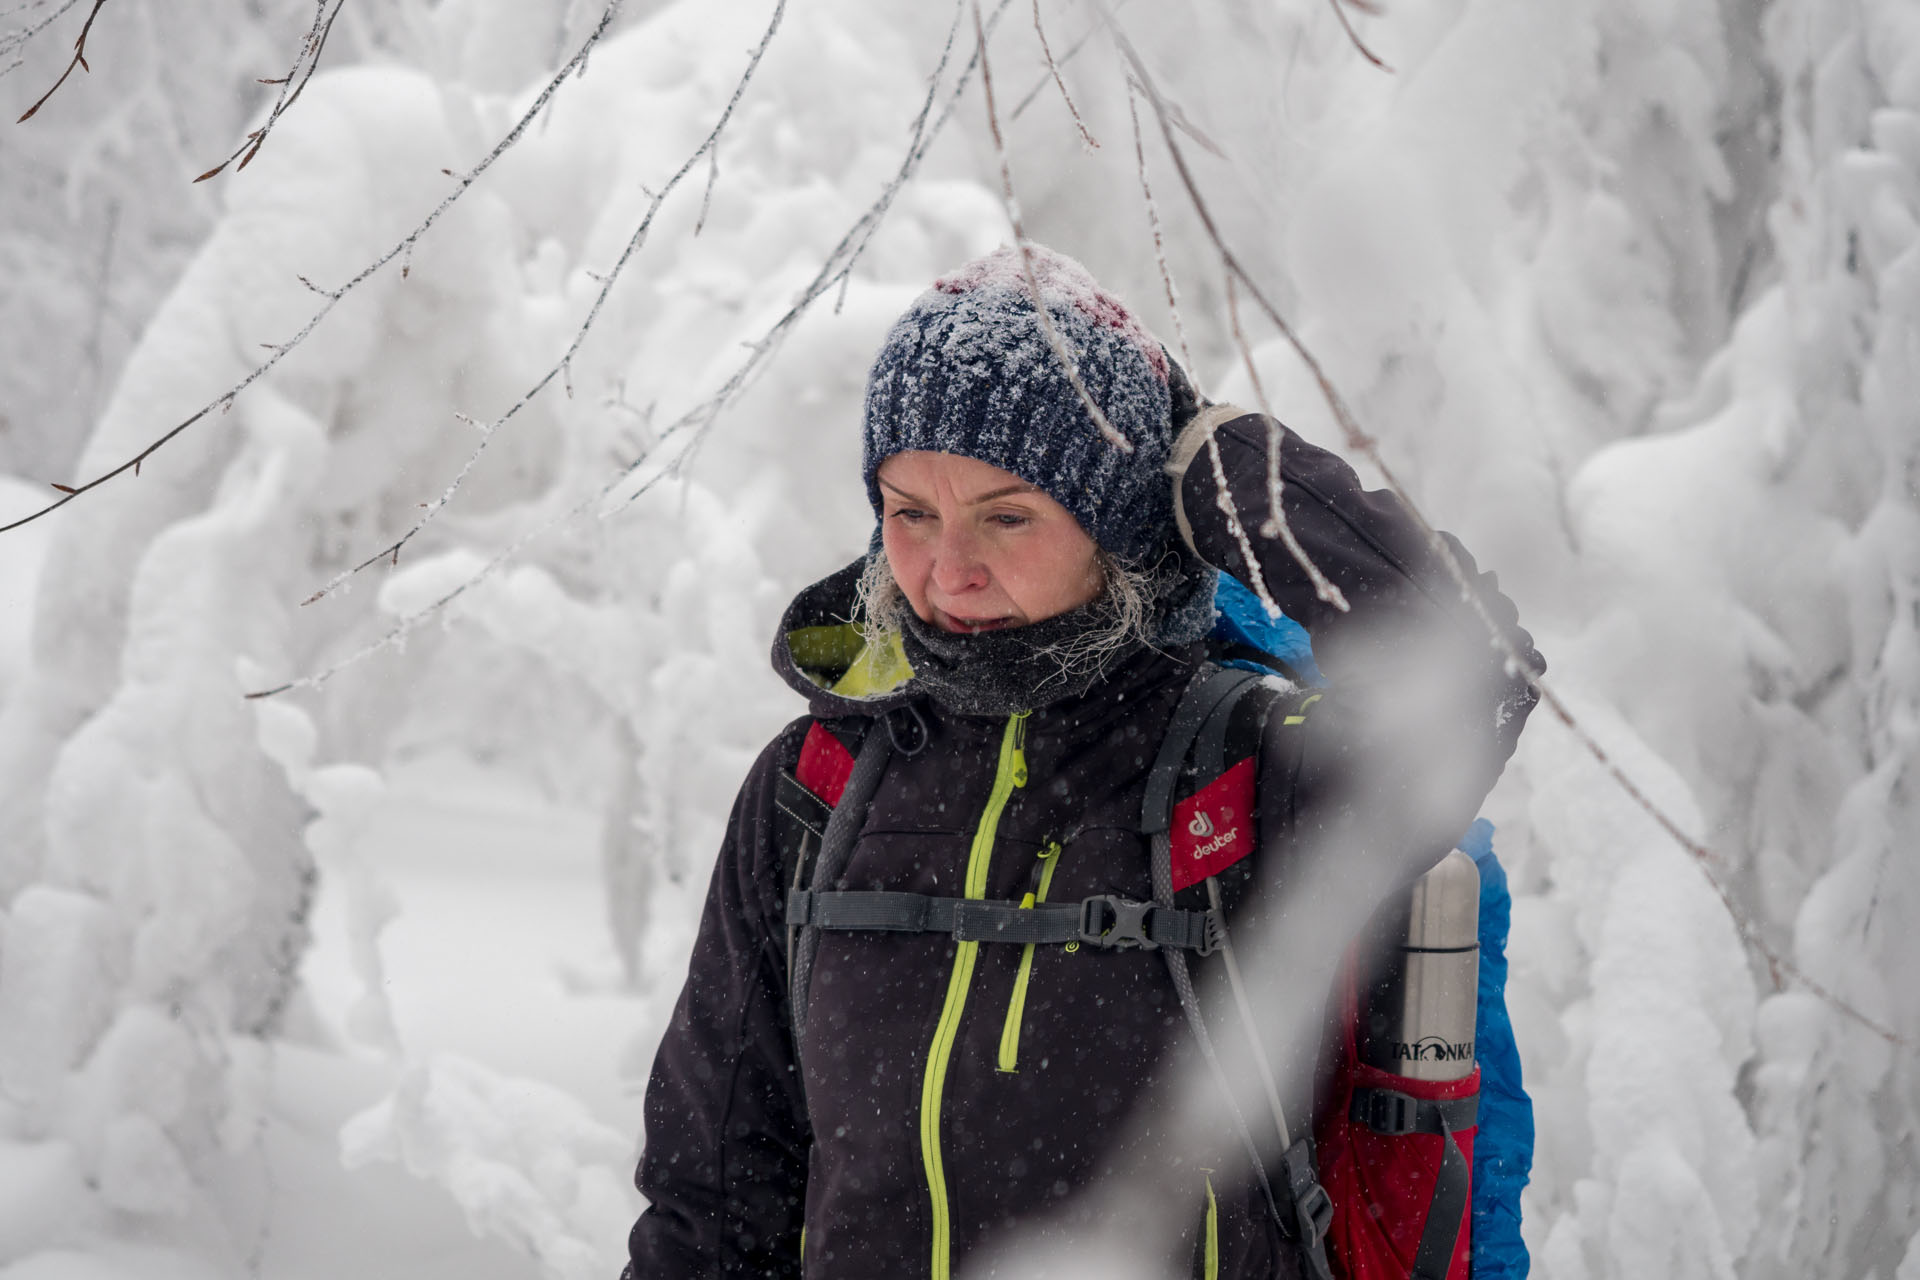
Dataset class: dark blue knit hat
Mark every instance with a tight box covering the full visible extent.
[862,246,1176,563]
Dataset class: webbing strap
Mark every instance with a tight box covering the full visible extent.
[1142,666,1259,835]
[1148,666,1337,1280]
[786,889,1219,952]
[1349,1087,1478,1136]
[789,726,893,1048]
[1147,670,1290,1259]
[1350,1087,1476,1280]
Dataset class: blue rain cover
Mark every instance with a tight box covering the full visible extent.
[1210,573,1533,1278]
[1456,819,1533,1280]
[1210,570,1324,684]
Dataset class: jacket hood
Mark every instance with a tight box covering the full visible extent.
[770,558,1210,728]
[771,559,923,720]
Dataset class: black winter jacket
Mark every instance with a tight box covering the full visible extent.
[625,413,1543,1280]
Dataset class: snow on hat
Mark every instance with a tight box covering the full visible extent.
[861,245,1176,562]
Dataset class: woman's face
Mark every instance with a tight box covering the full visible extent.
[877,451,1103,634]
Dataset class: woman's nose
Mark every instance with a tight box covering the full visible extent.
[929,524,989,595]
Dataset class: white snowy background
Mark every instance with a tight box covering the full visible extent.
[0,0,1916,1277]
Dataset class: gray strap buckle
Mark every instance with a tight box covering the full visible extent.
[1352,1087,1425,1135]
[1078,895,1159,950]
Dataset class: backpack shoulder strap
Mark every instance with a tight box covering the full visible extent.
[1147,663,1338,1280]
[774,719,868,950]
[785,713,896,1051]
[1142,665,1262,844]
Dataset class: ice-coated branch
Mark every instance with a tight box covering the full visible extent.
[1009,0,1115,122]
[301,0,788,605]
[251,457,691,702]
[1122,66,1344,611]
[1030,0,1097,150]
[1123,78,1310,622]
[0,0,629,537]
[1112,17,1908,1051]
[1222,271,1348,612]
[972,0,1133,454]
[12,0,104,121]
[1127,85,1190,375]
[1,0,85,71]
[192,0,345,183]
[252,0,1013,697]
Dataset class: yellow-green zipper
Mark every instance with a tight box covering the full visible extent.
[1204,1173,1219,1280]
[920,710,1029,1280]
[996,840,1064,1073]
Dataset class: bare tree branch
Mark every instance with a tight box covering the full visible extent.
[1223,271,1348,611]
[193,0,346,183]
[1009,0,1114,121]
[13,0,104,121]
[252,0,1013,697]
[1124,78,1330,620]
[1030,0,1096,149]
[1124,70,1343,610]
[1326,0,1391,72]
[301,0,788,606]
[0,0,629,537]
[0,0,86,81]
[972,0,1133,454]
[1112,17,1907,1050]
[1127,84,1189,375]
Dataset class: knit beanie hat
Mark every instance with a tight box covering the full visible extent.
[862,245,1180,563]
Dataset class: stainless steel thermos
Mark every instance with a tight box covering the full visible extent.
[1359,849,1481,1081]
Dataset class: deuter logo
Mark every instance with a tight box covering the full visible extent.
[1187,811,1215,838]
[1188,827,1238,861]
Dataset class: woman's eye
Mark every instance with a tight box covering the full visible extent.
[989,512,1030,528]
[889,507,929,523]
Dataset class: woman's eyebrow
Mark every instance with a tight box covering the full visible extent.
[877,478,1039,505]
[968,483,1040,504]
[877,478,929,505]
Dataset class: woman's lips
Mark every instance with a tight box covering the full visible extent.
[936,609,1015,634]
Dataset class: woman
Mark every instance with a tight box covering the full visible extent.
[625,246,1541,1279]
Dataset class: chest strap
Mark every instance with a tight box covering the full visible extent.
[786,888,1220,953]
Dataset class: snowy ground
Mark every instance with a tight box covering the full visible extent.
[0,744,649,1280]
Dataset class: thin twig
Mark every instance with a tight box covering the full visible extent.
[254,0,1012,695]
[1031,0,1097,149]
[252,460,689,702]
[14,0,104,121]
[693,143,720,236]
[1112,17,1907,1051]
[300,0,787,607]
[1224,272,1346,610]
[193,0,345,183]
[972,0,1133,454]
[1199,431,1288,622]
[0,0,630,537]
[1325,0,1392,72]
[0,0,85,81]
[1010,2,1111,121]
[1125,78,1319,620]
[1123,66,1342,608]
[1127,83,1190,375]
